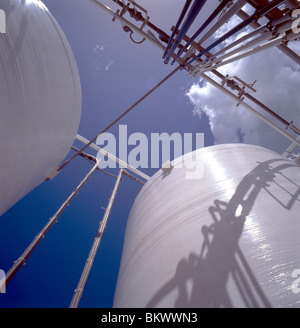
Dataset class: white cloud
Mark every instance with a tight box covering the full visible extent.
[93,44,104,54]
[93,43,114,72]
[105,59,114,72]
[186,26,300,155]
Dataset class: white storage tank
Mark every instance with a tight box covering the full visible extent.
[0,0,81,216]
[114,144,300,308]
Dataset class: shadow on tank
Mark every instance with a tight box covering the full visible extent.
[146,158,300,308]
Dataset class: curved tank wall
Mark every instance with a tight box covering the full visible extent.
[0,0,81,216]
[114,144,300,308]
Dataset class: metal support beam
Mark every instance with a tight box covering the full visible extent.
[0,160,100,293]
[282,136,300,157]
[199,72,300,147]
[172,0,233,63]
[90,0,165,50]
[163,0,193,59]
[199,11,299,69]
[202,31,299,71]
[235,4,300,65]
[92,0,300,155]
[164,0,207,64]
[69,168,124,308]
[185,0,288,67]
[197,0,247,46]
[75,134,150,181]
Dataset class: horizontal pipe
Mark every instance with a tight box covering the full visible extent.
[200,14,298,70]
[209,9,295,59]
[75,134,150,181]
[235,4,300,65]
[203,31,299,71]
[200,72,300,147]
[211,25,268,58]
[202,30,273,69]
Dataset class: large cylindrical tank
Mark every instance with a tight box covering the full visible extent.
[0,0,81,216]
[114,144,300,308]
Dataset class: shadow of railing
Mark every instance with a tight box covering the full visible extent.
[146,158,300,308]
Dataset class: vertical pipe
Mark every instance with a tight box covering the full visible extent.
[69,169,124,308]
[196,0,247,46]
[172,0,233,63]
[164,0,207,64]
[0,161,100,293]
[162,0,193,59]
[184,0,287,67]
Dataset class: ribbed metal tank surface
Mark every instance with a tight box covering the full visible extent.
[0,0,81,216]
[114,144,300,308]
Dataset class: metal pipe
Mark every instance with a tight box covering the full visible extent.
[244,92,300,136]
[184,0,288,67]
[122,169,145,185]
[202,30,274,69]
[172,0,233,64]
[58,62,181,173]
[282,136,300,157]
[0,160,100,293]
[244,93,293,129]
[277,43,300,65]
[196,0,247,46]
[199,72,300,147]
[203,31,299,71]
[164,0,207,64]
[235,4,300,65]
[69,168,124,308]
[276,15,299,33]
[89,0,165,51]
[210,7,296,59]
[211,25,268,59]
[162,0,193,59]
[200,15,297,70]
[90,0,300,153]
[110,0,170,42]
[75,134,151,181]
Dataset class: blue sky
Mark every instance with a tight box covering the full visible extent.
[0,0,299,308]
